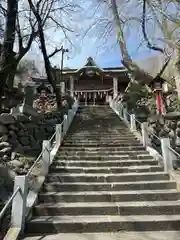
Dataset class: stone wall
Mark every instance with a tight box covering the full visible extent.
[0,94,75,237]
[0,97,73,199]
[0,109,70,174]
[146,113,180,166]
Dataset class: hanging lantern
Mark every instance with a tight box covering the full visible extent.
[149,76,165,115]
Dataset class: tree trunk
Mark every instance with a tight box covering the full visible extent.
[38,23,62,108]
[6,60,18,89]
[28,0,61,109]
[0,0,18,111]
[110,0,153,84]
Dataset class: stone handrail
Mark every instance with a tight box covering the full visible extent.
[0,186,20,221]
[109,98,178,173]
[2,99,79,240]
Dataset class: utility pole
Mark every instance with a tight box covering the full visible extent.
[60,46,69,96]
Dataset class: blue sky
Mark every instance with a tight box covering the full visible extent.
[60,41,154,68]
[28,30,154,72]
[26,0,158,72]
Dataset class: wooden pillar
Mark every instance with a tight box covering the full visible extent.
[60,82,65,96]
[77,92,80,101]
[85,92,87,106]
[105,93,109,103]
[70,75,74,97]
[113,77,118,99]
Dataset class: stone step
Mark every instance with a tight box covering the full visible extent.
[24,105,179,237]
[63,140,140,144]
[58,150,149,156]
[48,166,163,174]
[72,119,123,122]
[65,134,137,137]
[25,215,180,233]
[61,145,144,151]
[51,159,158,168]
[34,201,180,216]
[21,231,180,240]
[66,134,135,138]
[42,180,175,192]
[69,121,126,124]
[67,132,137,136]
[67,129,132,132]
[56,155,153,160]
[68,131,131,134]
[64,136,138,140]
[68,129,130,132]
[62,142,141,146]
[46,172,169,183]
[61,145,144,150]
[38,190,180,203]
[71,124,125,127]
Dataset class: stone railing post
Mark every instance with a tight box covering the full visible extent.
[123,108,128,123]
[63,114,68,137]
[161,138,174,172]
[130,114,136,132]
[11,175,28,233]
[41,140,51,174]
[114,101,117,111]
[141,122,149,147]
[109,96,112,107]
[68,109,73,127]
[72,103,75,114]
[117,103,122,117]
[118,104,123,118]
[56,124,62,147]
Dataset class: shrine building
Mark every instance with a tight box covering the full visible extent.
[31,57,131,105]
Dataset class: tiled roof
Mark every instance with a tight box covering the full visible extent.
[136,53,173,81]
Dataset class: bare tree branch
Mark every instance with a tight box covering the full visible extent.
[142,0,164,53]
[47,15,74,32]
[48,47,63,58]
[16,13,23,51]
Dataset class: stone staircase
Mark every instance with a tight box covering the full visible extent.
[23,106,180,237]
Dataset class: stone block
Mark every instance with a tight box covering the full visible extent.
[0,142,10,149]
[165,111,180,120]
[11,104,39,119]
[0,125,8,136]
[0,135,8,142]
[0,147,12,156]
[19,137,30,146]
[0,113,15,125]
[14,114,30,122]
[9,159,24,168]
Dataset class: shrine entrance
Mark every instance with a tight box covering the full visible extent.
[73,58,113,105]
[66,57,123,105]
[74,90,111,105]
